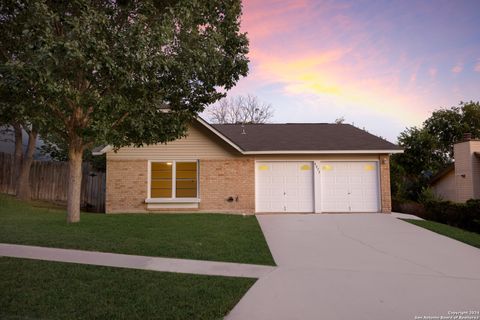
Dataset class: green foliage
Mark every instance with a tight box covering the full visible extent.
[392,101,480,201]
[424,101,480,158]
[0,0,249,148]
[0,1,48,134]
[417,187,443,204]
[421,199,480,233]
[39,138,106,171]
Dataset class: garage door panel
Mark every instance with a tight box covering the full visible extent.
[322,201,349,212]
[321,161,379,213]
[285,201,314,212]
[256,161,313,213]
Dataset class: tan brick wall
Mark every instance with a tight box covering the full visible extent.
[473,143,480,199]
[106,160,148,213]
[106,158,255,213]
[454,140,480,202]
[379,154,391,213]
[106,156,391,214]
[454,141,473,202]
[199,159,255,213]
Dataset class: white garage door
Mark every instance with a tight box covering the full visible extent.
[256,162,314,212]
[321,162,379,212]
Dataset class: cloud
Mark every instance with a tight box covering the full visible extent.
[234,0,476,129]
[475,60,480,72]
[451,63,463,74]
[241,0,313,39]
[248,47,426,124]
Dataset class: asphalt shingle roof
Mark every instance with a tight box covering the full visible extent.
[212,123,401,152]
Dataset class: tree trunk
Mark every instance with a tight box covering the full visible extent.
[16,127,38,201]
[13,123,23,183]
[67,143,84,223]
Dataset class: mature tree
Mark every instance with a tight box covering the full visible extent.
[391,101,480,201]
[334,116,345,124]
[0,2,43,201]
[208,94,274,124]
[423,101,480,158]
[1,0,249,222]
[0,75,41,201]
[391,127,444,200]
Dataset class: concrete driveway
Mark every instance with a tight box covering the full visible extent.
[226,214,480,320]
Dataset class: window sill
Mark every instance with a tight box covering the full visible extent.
[146,198,200,210]
[145,198,201,204]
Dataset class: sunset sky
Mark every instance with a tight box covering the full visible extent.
[204,0,480,142]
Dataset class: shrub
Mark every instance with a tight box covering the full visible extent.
[423,199,480,233]
[392,198,426,217]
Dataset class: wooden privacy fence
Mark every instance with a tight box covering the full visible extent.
[0,152,105,212]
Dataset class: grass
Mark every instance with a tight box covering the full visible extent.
[403,219,480,249]
[0,194,275,265]
[0,257,255,320]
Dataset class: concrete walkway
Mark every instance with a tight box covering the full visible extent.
[0,243,275,278]
[227,214,480,320]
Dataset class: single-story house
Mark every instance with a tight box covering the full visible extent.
[431,134,480,202]
[93,118,403,214]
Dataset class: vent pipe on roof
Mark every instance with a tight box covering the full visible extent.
[463,133,472,141]
[241,124,246,135]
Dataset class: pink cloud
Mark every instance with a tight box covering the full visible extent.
[241,0,314,39]
[234,0,458,127]
[475,60,480,72]
[451,63,463,74]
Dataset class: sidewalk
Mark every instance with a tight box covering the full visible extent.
[0,243,275,278]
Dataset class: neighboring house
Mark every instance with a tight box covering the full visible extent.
[431,135,480,202]
[93,118,402,214]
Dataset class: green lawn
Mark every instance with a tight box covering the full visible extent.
[0,194,275,265]
[403,219,480,249]
[0,257,255,320]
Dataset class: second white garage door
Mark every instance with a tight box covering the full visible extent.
[320,161,379,212]
[256,162,314,213]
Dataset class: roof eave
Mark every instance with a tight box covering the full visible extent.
[92,145,113,156]
[242,149,404,155]
[92,117,403,156]
[430,163,455,185]
[195,117,245,153]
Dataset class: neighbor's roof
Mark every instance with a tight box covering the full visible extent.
[93,118,403,155]
[212,123,402,153]
[430,163,455,185]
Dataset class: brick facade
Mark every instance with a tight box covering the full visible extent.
[379,154,392,213]
[199,159,255,213]
[106,157,392,214]
[106,160,148,213]
[454,140,480,202]
[106,158,255,213]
